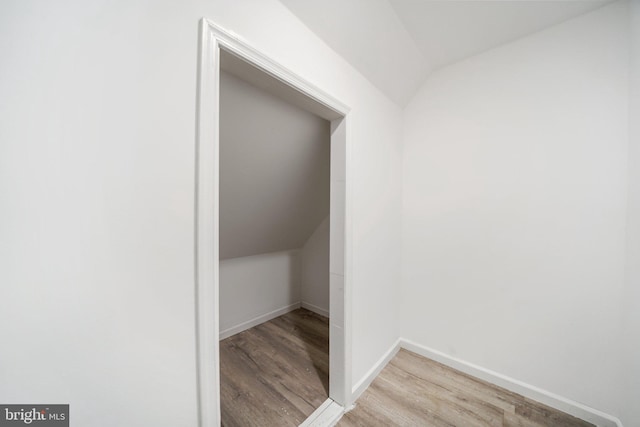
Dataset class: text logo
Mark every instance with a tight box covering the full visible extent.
[0,405,68,426]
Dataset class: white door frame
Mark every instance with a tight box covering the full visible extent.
[195,19,352,426]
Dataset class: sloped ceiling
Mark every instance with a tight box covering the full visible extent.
[279,0,615,106]
[219,69,330,260]
[279,0,429,107]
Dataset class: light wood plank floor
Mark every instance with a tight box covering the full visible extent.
[220,308,329,427]
[339,349,594,427]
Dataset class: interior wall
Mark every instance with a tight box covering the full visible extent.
[218,219,330,339]
[219,250,301,338]
[301,216,330,316]
[218,218,331,338]
[401,1,628,418]
[0,0,403,424]
[622,0,640,425]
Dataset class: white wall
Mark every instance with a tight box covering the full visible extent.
[623,0,640,425]
[219,218,329,338]
[0,0,403,424]
[401,1,628,418]
[219,250,301,337]
[301,216,330,316]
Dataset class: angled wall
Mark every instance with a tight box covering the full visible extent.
[401,1,629,420]
[219,70,330,260]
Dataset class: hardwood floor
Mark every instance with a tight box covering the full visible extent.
[338,349,594,427]
[220,308,329,427]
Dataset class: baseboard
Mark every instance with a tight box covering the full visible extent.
[301,301,329,318]
[350,338,401,404]
[400,339,623,427]
[219,302,301,340]
[299,398,344,427]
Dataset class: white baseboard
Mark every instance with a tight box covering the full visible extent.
[400,339,623,427]
[350,338,401,403]
[299,398,344,427]
[219,302,301,340]
[301,301,329,318]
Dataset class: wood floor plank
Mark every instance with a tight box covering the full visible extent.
[338,349,594,427]
[380,362,505,426]
[502,411,546,427]
[220,308,329,427]
[515,397,592,427]
[392,350,518,414]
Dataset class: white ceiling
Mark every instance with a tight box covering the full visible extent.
[279,0,430,106]
[279,0,615,106]
[219,69,330,260]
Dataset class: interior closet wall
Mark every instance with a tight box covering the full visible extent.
[219,250,301,338]
[219,70,330,337]
[300,216,330,316]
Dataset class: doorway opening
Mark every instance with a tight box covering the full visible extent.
[218,50,330,425]
[195,20,351,426]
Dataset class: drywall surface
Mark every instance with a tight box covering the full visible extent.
[388,0,615,74]
[622,1,640,425]
[278,0,430,106]
[300,216,330,315]
[0,0,402,423]
[219,218,329,337]
[219,250,301,334]
[219,218,328,337]
[401,1,628,418]
[219,70,330,260]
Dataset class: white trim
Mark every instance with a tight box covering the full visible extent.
[400,339,624,427]
[195,19,221,427]
[299,399,344,427]
[300,398,333,426]
[341,115,354,407]
[196,19,353,426]
[219,303,301,340]
[301,302,330,318]
[206,21,349,118]
[350,339,401,403]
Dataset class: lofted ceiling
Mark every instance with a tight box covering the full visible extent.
[279,0,615,106]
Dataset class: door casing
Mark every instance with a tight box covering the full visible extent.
[194,19,353,426]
